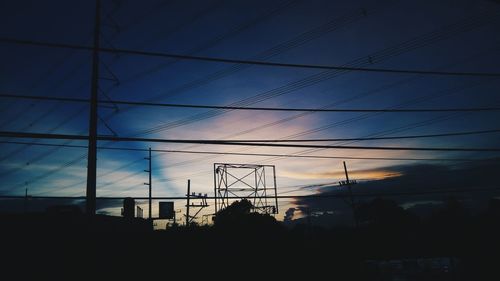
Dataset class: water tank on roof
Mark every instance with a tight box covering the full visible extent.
[123,197,135,219]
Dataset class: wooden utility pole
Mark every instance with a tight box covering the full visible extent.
[86,0,101,215]
[343,161,358,228]
[186,179,191,227]
[144,147,152,219]
[213,164,217,213]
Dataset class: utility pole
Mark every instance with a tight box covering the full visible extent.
[186,179,191,227]
[144,147,152,219]
[213,163,217,213]
[86,0,101,216]
[272,165,278,214]
[343,161,358,228]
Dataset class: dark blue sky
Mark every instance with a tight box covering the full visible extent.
[1,0,499,220]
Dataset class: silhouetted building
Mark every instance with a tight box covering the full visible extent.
[122,197,135,219]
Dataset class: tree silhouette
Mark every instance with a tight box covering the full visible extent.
[214,199,253,223]
[213,199,282,233]
[356,197,418,228]
[428,197,469,230]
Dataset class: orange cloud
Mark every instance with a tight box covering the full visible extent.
[282,167,402,181]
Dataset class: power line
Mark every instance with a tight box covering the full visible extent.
[0,1,308,191]
[34,157,146,196]
[0,0,303,177]
[238,79,494,165]
[0,1,297,190]
[121,0,302,85]
[3,10,497,191]
[100,1,393,132]
[151,113,475,185]
[1,131,500,152]
[4,7,491,155]
[12,153,88,191]
[0,26,95,131]
[1,127,499,144]
[120,66,500,177]
[150,115,468,179]
[131,12,500,137]
[147,48,500,172]
[130,128,495,142]
[2,93,500,113]
[0,140,489,162]
[138,0,227,48]
[0,1,254,186]
[2,37,500,77]
[2,186,500,199]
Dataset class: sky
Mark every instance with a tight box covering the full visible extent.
[288,159,500,226]
[0,0,500,223]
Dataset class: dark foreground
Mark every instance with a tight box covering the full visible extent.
[1,212,499,280]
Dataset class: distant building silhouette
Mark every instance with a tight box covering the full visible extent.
[122,197,135,219]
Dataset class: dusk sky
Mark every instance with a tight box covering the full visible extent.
[1,0,500,222]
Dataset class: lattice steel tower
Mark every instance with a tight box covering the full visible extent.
[214,163,278,214]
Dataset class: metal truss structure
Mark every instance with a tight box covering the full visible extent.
[185,192,209,226]
[214,163,278,215]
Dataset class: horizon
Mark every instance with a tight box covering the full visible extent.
[1,0,500,225]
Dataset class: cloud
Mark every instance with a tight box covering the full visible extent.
[135,109,319,198]
[284,207,296,222]
[0,197,126,217]
[281,167,402,181]
[291,158,500,226]
[0,198,85,213]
